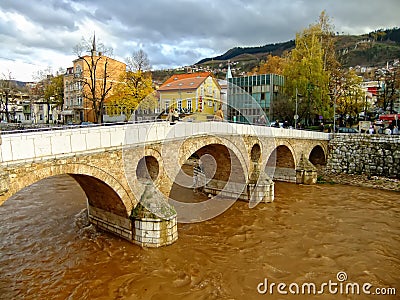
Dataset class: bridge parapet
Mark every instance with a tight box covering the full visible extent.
[0,122,329,166]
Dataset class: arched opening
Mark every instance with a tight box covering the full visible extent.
[136,155,159,182]
[266,145,296,182]
[69,174,128,217]
[309,145,326,167]
[169,143,246,204]
[251,143,261,162]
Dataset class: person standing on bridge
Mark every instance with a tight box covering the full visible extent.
[214,106,224,121]
[167,108,175,124]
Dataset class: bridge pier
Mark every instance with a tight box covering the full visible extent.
[295,154,318,184]
[88,205,134,240]
[203,162,275,204]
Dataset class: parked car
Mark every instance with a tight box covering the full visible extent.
[337,127,358,133]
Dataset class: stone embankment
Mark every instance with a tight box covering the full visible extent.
[321,134,400,192]
[318,166,400,192]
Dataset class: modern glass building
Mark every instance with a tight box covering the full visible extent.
[227,74,284,124]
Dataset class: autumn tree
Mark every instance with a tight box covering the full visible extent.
[44,74,64,122]
[108,49,154,120]
[282,11,339,126]
[334,69,364,124]
[251,54,285,75]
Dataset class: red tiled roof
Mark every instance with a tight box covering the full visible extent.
[158,72,212,91]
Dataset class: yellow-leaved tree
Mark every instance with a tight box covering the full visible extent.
[251,54,285,75]
[108,50,154,120]
[283,11,336,126]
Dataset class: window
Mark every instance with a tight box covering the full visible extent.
[165,100,170,113]
[178,99,182,111]
[208,100,213,107]
[187,99,192,111]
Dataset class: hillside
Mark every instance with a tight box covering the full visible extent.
[196,28,400,70]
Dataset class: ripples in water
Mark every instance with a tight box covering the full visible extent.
[0,176,399,299]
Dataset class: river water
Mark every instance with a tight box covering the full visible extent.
[0,175,399,299]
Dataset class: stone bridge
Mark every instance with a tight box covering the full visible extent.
[0,122,329,247]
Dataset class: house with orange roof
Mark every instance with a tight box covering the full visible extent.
[157,72,221,116]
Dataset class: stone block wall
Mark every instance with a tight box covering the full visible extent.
[327,134,400,178]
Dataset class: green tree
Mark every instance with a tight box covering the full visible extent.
[283,11,338,125]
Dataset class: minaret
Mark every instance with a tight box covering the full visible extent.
[91,32,97,56]
[226,60,232,80]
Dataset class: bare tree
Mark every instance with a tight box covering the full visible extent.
[73,35,115,123]
[0,72,18,123]
[126,49,151,72]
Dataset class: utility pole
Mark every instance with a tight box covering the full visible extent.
[295,87,299,129]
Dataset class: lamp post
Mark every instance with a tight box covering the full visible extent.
[294,88,303,129]
[329,89,337,133]
[333,89,336,133]
[295,87,298,129]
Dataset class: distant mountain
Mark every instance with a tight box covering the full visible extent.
[196,28,400,69]
[197,40,295,64]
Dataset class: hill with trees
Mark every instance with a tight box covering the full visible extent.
[196,28,400,70]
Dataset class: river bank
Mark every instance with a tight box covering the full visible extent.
[317,166,400,192]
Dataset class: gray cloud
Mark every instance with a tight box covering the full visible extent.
[0,0,399,81]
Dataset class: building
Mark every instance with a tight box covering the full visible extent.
[157,72,221,117]
[227,74,284,124]
[62,40,126,124]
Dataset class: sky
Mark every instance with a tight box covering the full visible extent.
[0,0,399,82]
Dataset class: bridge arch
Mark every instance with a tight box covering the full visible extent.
[265,143,296,182]
[178,135,250,182]
[309,144,327,166]
[1,163,134,216]
[251,143,262,163]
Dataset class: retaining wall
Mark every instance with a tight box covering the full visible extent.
[327,134,400,178]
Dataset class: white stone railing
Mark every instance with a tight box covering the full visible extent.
[0,122,329,165]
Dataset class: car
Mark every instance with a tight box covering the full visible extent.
[269,121,283,128]
[80,121,94,126]
[337,127,358,133]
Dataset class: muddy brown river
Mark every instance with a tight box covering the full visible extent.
[0,175,399,299]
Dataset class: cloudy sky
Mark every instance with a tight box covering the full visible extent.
[0,0,399,81]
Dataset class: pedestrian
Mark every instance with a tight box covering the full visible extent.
[167,108,174,124]
[327,124,332,133]
[274,120,280,128]
[368,125,375,134]
[214,106,224,121]
[258,114,266,125]
[319,122,324,132]
[173,109,179,122]
[193,160,204,193]
[283,120,289,128]
[392,126,399,135]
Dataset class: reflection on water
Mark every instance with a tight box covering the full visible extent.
[0,175,399,299]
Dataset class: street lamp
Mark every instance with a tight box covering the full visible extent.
[328,89,337,133]
[294,87,303,129]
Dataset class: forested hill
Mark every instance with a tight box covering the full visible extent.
[197,28,400,68]
[196,40,295,64]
